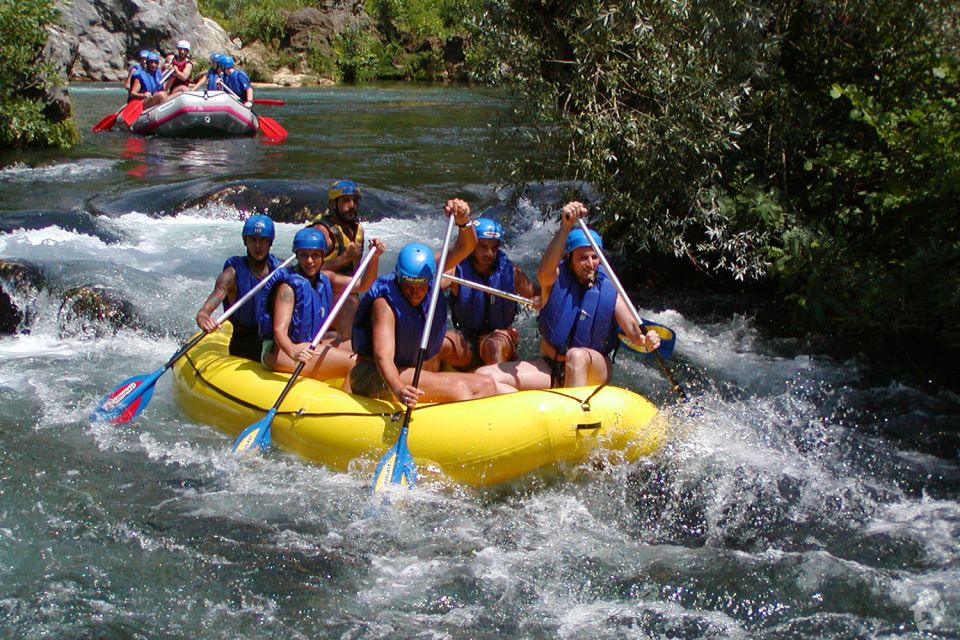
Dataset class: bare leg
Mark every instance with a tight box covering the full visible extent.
[563,347,612,387]
[265,339,357,381]
[332,293,359,341]
[478,328,519,364]
[399,368,500,402]
[475,358,553,391]
[441,330,474,369]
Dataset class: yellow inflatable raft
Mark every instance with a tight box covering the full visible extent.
[171,328,665,487]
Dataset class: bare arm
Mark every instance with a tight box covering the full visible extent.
[371,298,424,407]
[325,239,385,295]
[514,265,541,306]
[175,61,193,82]
[129,77,150,100]
[438,198,476,287]
[613,293,660,351]
[271,283,302,360]
[195,266,237,332]
[537,201,587,290]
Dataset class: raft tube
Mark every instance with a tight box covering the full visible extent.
[130,91,258,137]
[171,328,665,487]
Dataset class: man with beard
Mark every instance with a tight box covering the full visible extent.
[476,201,660,390]
[196,215,280,361]
[308,179,366,341]
[345,199,516,407]
[442,217,539,368]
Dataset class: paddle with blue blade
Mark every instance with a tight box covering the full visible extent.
[91,253,296,424]
[618,320,676,360]
[443,272,678,362]
[577,219,688,400]
[232,249,379,454]
[372,214,458,493]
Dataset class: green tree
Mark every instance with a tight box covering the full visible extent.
[0,0,80,149]
[469,0,960,370]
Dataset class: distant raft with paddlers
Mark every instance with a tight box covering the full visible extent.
[128,90,258,137]
[171,326,666,487]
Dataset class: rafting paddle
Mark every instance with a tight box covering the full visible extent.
[219,83,288,139]
[91,106,125,132]
[93,69,175,132]
[372,214,458,493]
[618,320,676,360]
[441,272,536,307]
[443,273,678,361]
[232,249,379,454]
[253,99,285,106]
[91,253,296,424]
[576,219,688,400]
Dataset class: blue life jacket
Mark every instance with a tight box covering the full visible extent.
[223,69,251,97]
[258,267,333,343]
[135,67,164,94]
[451,252,517,334]
[205,69,220,91]
[538,262,619,356]
[352,274,446,367]
[222,254,281,332]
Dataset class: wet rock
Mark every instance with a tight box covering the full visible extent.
[54,0,233,82]
[57,285,142,339]
[180,181,327,223]
[0,260,44,334]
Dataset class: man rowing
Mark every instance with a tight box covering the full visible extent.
[345,200,515,407]
[195,215,280,361]
[476,201,660,389]
[308,179,366,341]
[442,217,538,368]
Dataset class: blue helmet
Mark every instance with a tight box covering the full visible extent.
[210,52,224,64]
[221,55,235,69]
[138,49,151,60]
[564,228,603,254]
[242,214,275,239]
[395,243,435,284]
[328,179,361,202]
[293,227,327,252]
[146,51,161,63]
[474,218,502,241]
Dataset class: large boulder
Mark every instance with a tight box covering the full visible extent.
[54,0,233,81]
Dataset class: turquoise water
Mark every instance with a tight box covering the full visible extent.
[0,83,956,639]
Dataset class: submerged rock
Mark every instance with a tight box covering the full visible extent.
[57,285,143,340]
[0,260,44,334]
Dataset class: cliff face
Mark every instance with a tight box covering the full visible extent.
[52,0,233,82]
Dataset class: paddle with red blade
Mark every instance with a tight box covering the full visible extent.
[219,83,288,140]
[91,253,296,424]
[232,249,378,453]
[93,69,173,132]
[253,99,285,106]
[91,107,125,132]
[119,100,145,128]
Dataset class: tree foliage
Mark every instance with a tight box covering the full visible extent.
[469,0,960,367]
[0,0,80,149]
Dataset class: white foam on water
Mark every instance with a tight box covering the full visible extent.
[0,159,118,182]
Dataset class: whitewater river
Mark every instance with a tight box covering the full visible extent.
[0,83,956,639]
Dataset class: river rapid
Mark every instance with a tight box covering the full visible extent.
[0,84,957,639]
